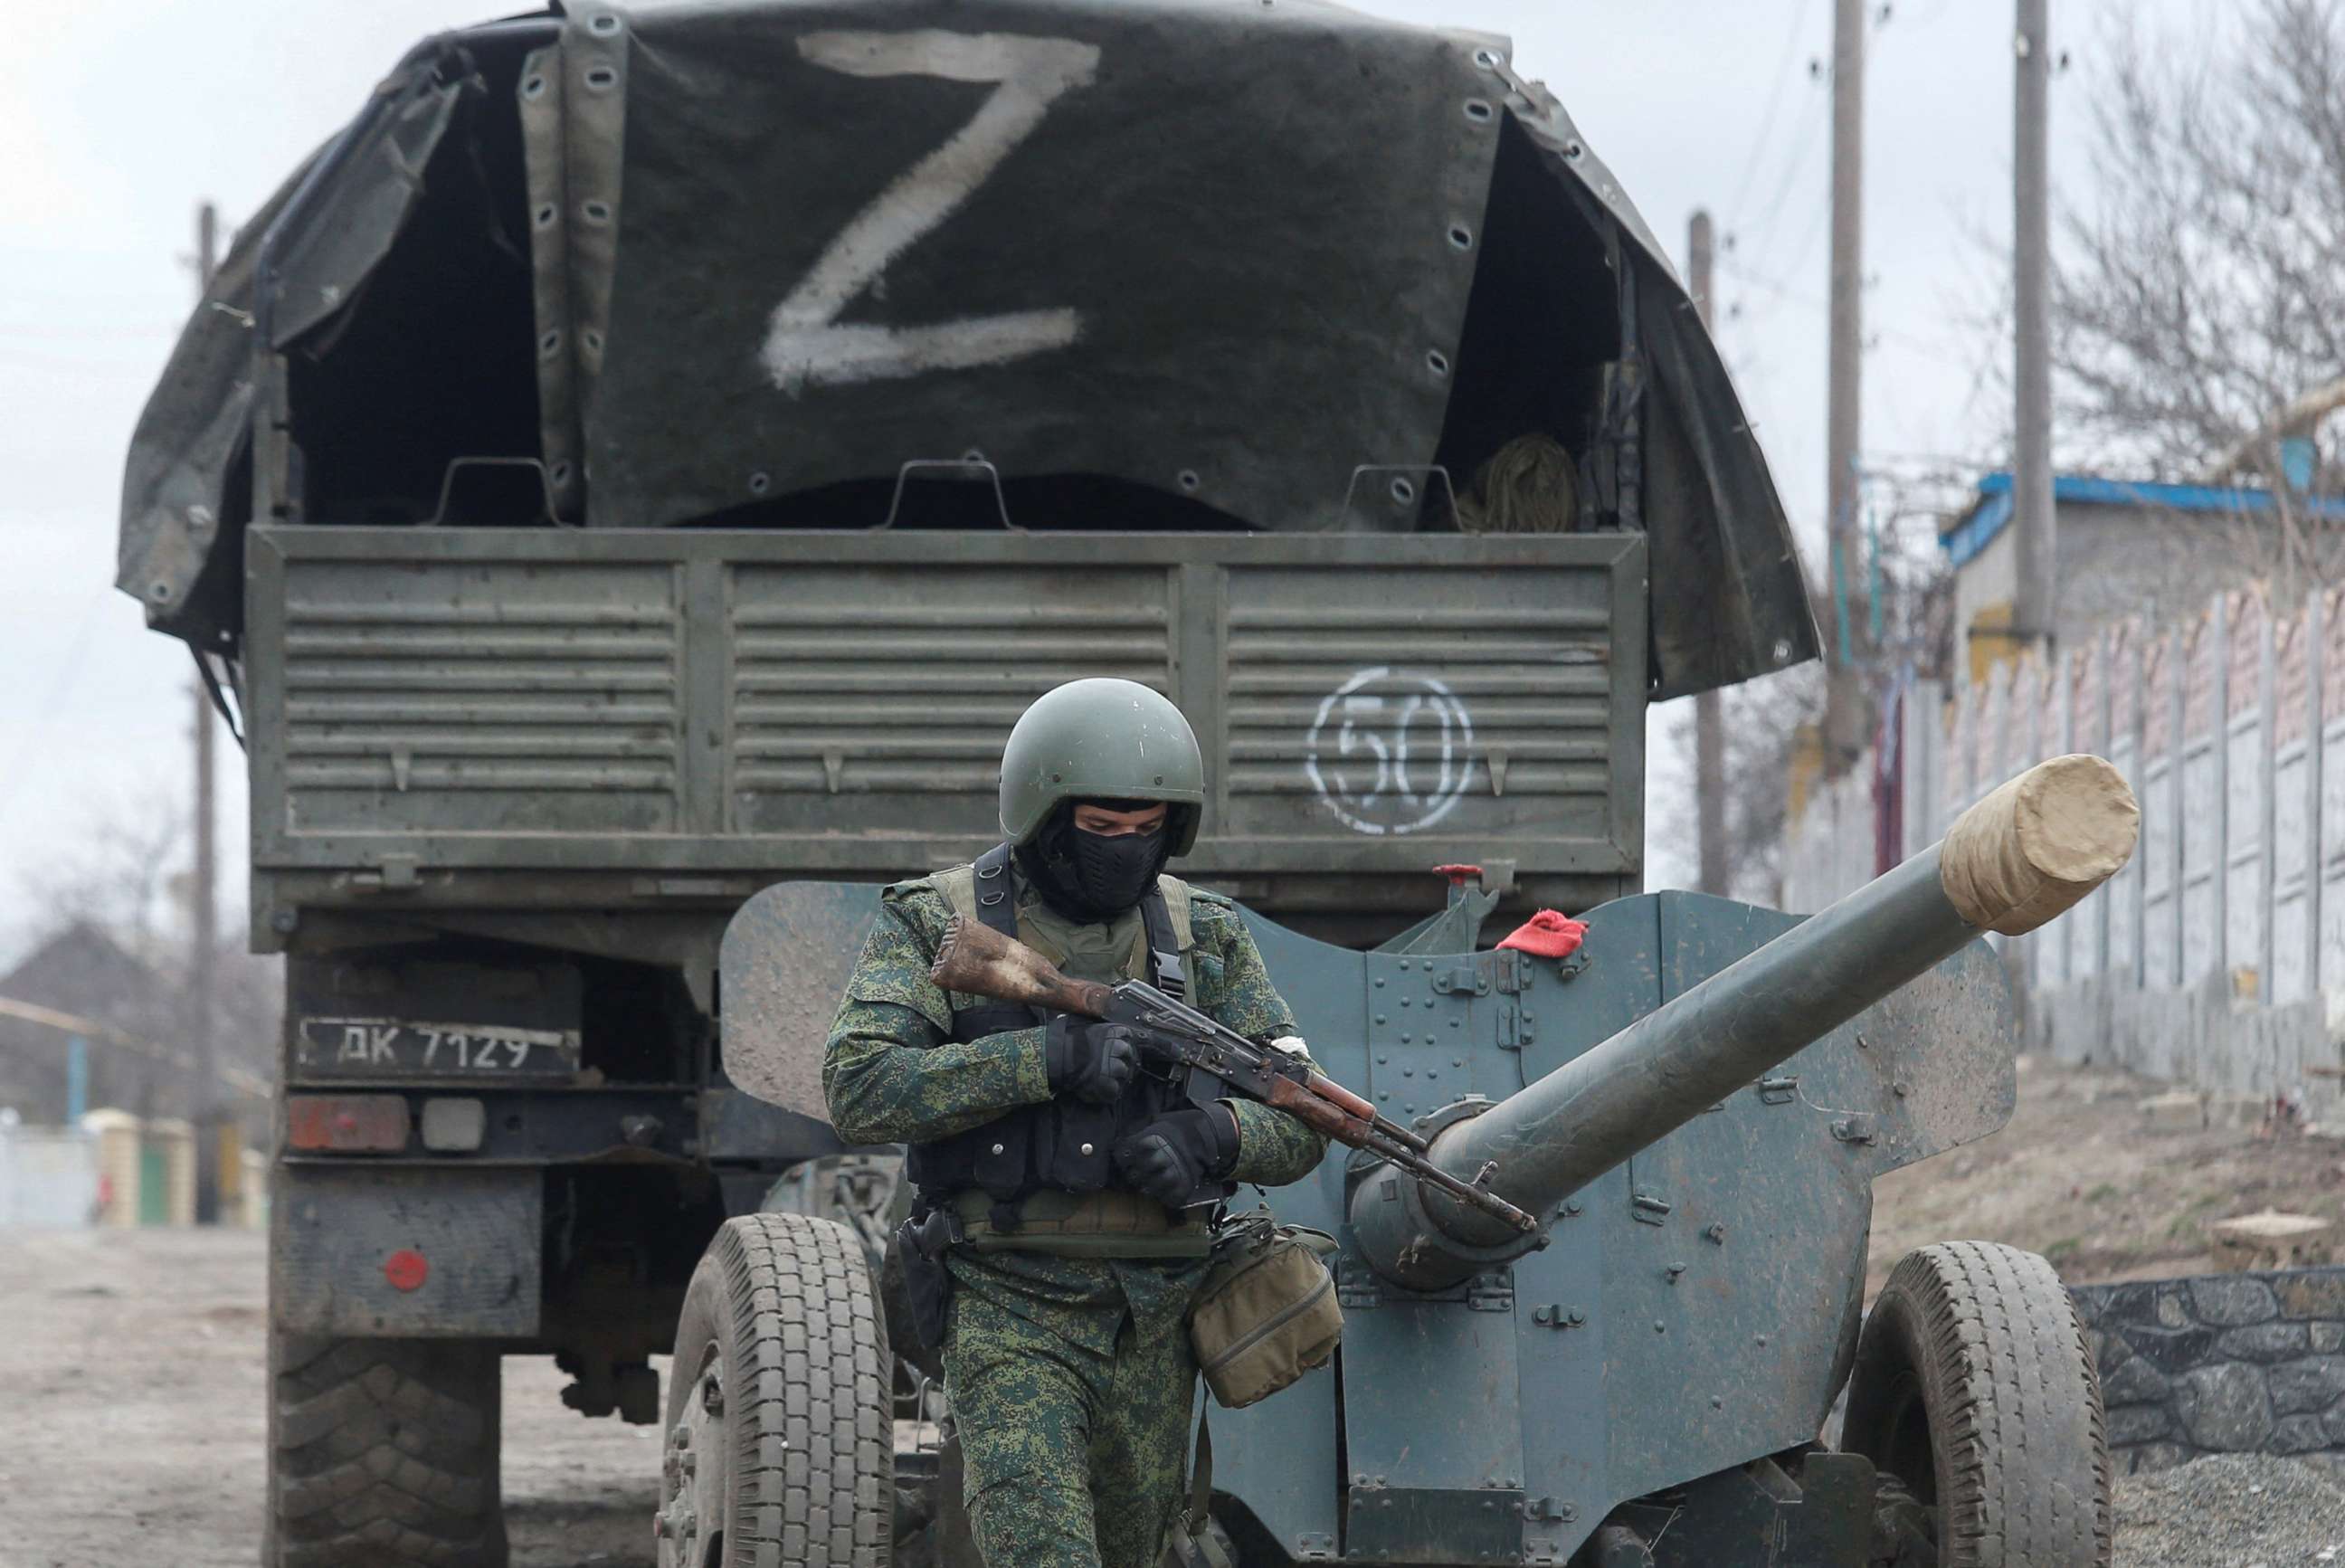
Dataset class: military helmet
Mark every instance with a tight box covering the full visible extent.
[999,679,1206,856]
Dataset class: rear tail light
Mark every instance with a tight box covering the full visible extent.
[287,1094,410,1152]
[419,1098,487,1152]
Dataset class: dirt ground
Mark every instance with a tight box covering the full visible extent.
[1867,1056,2345,1291]
[0,1226,661,1568]
[3,1059,2340,1568]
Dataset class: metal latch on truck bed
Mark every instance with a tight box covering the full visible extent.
[350,853,421,890]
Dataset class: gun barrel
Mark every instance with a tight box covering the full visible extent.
[1353,755,2138,1290]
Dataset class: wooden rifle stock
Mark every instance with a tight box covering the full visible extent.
[1302,1071,1379,1127]
[930,912,1115,1019]
[1260,1074,1372,1142]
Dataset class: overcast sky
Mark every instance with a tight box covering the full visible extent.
[0,0,2240,949]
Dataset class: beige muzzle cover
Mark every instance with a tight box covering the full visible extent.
[1938,754,2140,936]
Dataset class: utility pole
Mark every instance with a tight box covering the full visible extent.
[2012,0,2056,652]
[1688,209,1729,897]
[1824,0,1870,764]
[191,199,222,1226]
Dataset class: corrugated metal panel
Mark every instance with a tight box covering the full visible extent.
[247,530,1646,907]
[1222,565,1616,841]
[275,563,683,834]
[727,566,1172,836]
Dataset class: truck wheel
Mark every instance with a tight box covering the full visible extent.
[1842,1241,2111,1567]
[269,1331,508,1568]
[660,1212,892,1567]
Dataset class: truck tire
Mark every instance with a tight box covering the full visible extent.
[269,1331,508,1568]
[660,1212,892,1567]
[1842,1241,2111,1568]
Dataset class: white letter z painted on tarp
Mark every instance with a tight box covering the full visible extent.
[763,31,1100,394]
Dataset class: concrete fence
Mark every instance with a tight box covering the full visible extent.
[1780,584,2345,1118]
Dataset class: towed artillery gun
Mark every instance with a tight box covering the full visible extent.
[712,755,2138,1566]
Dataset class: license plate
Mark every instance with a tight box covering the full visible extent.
[295,1018,583,1078]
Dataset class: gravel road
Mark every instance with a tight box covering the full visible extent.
[4,1225,2340,1566]
[2113,1452,2345,1567]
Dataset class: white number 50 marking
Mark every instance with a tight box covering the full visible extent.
[762,31,1100,394]
[1305,669,1478,836]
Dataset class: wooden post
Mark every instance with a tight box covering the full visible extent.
[1688,209,1729,897]
[1822,0,1872,762]
[190,200,221,1227]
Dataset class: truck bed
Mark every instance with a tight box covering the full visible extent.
[245,526,1645,932]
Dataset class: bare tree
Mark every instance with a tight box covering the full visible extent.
[1701,660,1828,902]
[14,789,189,962]
[1676,488,1956,900]
[2055,0,2345,587]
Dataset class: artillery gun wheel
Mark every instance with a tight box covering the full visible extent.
[660,1212,893,1567]
[1842,1241,2111,1567]
[267,1330,508,1567]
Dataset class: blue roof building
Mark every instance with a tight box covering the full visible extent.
[1938,472,2345,681]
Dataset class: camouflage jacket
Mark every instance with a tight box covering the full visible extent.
[822,872,1327,1191]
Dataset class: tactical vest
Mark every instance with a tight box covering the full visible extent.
[906,841,1214,1226]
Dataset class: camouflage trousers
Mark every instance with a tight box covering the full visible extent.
[943,1282,1199,1568]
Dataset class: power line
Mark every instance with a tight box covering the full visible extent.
[1738,83,1831,273]
[1861,448,1999,472]
[0,585,114,830]
[1893,0,1964,33]
[0,348,170,375]
[1771,184,1836,299]
[1725,0,1819,223]
[1741,0,1906,281]
[1714,259,1966,358]
[0,321,179,342]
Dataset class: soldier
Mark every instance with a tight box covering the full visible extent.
[823,678,1329,1568]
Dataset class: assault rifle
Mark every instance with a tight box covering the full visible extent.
[928,915,1537,1234]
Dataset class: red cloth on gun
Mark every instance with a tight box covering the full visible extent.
[1495,909,1587,959]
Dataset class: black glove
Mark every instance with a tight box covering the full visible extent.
[1114,1106,1240,1208]
[1044,1017,1143,1105]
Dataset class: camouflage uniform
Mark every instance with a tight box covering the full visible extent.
[825,870,1326,1568]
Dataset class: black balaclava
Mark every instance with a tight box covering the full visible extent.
[1015,799,1177,923]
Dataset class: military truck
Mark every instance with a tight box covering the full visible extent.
[120,3,1815,1563]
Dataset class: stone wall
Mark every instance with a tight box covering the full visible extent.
[2073,1268,2345,1472]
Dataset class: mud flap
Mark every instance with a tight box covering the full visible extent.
[273,1165,540,1336]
